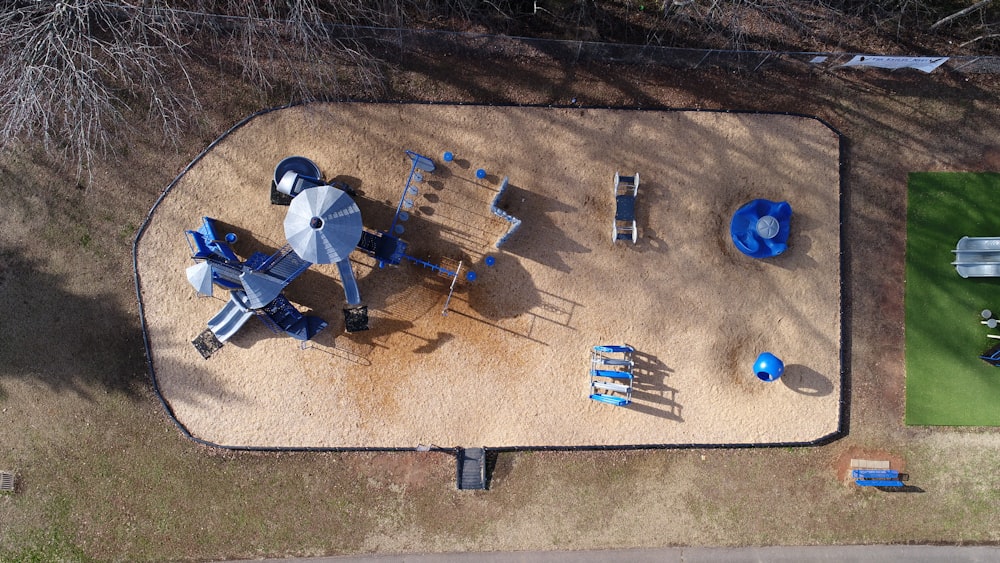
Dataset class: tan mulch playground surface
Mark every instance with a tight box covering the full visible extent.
[136,103,842,448]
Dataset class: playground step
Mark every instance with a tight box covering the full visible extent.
[456,447,486,490]
[592,381,631,393]
[590,369,633,380]
[264,248,311,281]
[589,394,630,406]
[0,471,14,492]
[850,459,891,470]
[594,345,634,354]
[594,358,633,367]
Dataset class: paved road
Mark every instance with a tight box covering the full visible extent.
[241,546,1000,562]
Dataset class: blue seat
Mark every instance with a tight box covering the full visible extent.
[615,195,635,222]
[594,345,634,354]
[595,357,633,367]
[590,369,633,380]
[589,394,630,407]
[855,480,904,487]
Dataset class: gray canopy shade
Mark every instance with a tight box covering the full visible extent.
[186,261,214,297]
[284,185,363,264]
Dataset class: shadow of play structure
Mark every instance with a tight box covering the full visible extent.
[185,151,497,358]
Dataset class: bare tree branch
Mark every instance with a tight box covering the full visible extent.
[0,0,410,186]
[960,32,1000,47]
[930,0,992,31]
[0,1,193,184]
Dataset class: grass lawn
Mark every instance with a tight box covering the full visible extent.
[905,172,1000,425]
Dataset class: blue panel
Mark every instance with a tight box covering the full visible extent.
[855,480,904,487]
[590,369,633,380]
[589,394,630,407]
[851,469,899,480]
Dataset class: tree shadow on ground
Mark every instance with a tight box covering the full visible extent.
[465,253,542,321]
[494,182,591,274]
[0,246,147,399]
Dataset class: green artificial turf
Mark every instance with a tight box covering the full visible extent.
[905,172,1000,425]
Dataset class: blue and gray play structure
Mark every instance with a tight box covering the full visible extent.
[185,216,328,353]
[588,345,635,406]
[490,176,522,249]
[852,469,904,488]
[355,150,476,314]
[187,149,502,354]
[730,199,792,258]
[274,155,325,198]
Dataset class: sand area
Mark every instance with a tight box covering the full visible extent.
[136,103,842,448]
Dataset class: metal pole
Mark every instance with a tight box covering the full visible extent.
[442,260,463,316]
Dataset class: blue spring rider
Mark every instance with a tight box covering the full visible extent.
[730,199,792,258]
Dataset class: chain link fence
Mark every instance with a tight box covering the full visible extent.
[350,26,1000,75]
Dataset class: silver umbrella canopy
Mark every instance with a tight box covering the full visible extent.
[185,261,214,297]
[284,185,363,264]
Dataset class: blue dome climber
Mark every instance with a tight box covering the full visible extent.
[753,352,785,382]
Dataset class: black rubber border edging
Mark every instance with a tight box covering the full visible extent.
[133,101,848,455]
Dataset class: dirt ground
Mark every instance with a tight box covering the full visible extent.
[136,103,841,448]
[4,34,1000,558]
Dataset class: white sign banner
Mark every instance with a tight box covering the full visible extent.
[841,55,949,73]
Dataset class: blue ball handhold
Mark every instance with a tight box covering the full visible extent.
[753,352,785,382]
[443,151,454,162]
[484,255,496,267]
[466,271,477,282]
[476,168,487,179]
